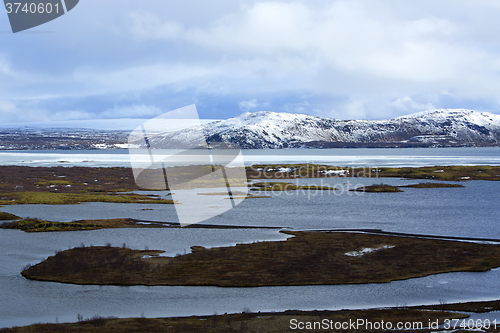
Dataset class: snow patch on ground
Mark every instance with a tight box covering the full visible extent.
[320,170,349,176]
[345,245,395,257]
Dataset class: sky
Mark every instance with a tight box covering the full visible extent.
[1,0,500,123]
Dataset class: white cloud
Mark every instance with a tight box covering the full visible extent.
[387,97,435,116]
[100,104,163,118]
[49,110,94,121]
[319,96,437,120]
[0,55,40,94]
[130,12,184,40]
[4,0,500,122]
[124,1,500,106]
[0,100,17,114]
[239,98,258,111]
[332,100,367,120]
[0,100,93,123]
[0,57,11,75]
[129,1,470,82]
[280,100,311,114]
[0,101,164,123]
[238,98,272,112]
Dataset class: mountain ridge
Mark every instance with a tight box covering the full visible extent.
[151,109,500,149]
[1,109,500,150]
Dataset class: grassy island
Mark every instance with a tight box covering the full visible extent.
[0,212,21,220]
[400,182,465,188]
[0,218,171,232]
[350,184,403,192]
[246,164,500,181]
[351,182,465,192]
[21,231,500,287]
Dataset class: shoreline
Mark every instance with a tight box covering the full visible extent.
[301,229,500,244]
[0,217,286,232]
[4,299,500,332]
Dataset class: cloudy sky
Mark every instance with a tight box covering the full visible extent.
[1,0,500,123]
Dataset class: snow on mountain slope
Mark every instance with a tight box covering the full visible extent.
[148,109,500,149]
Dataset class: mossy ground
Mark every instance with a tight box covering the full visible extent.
[35,179,73,186]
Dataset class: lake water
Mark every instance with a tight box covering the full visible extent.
[0,147,499,167]
[1,148,500,327]
[2,226,500,328]
[2,177,499,239]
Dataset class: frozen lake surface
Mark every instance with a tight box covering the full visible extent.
[0,147,499,168]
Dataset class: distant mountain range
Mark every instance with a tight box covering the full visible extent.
[1,109,500,150]
[151,109,500,149]
[0,128,131,150]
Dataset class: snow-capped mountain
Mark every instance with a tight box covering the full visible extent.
[2,109,499,150]
[150,109,500,149]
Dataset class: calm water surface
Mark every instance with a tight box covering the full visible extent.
[2,227,500,328]
[1,149,500,327]
[2,178,499,239]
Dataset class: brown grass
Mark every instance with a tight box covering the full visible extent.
[350,184,403,192]
[0,308,469,333]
